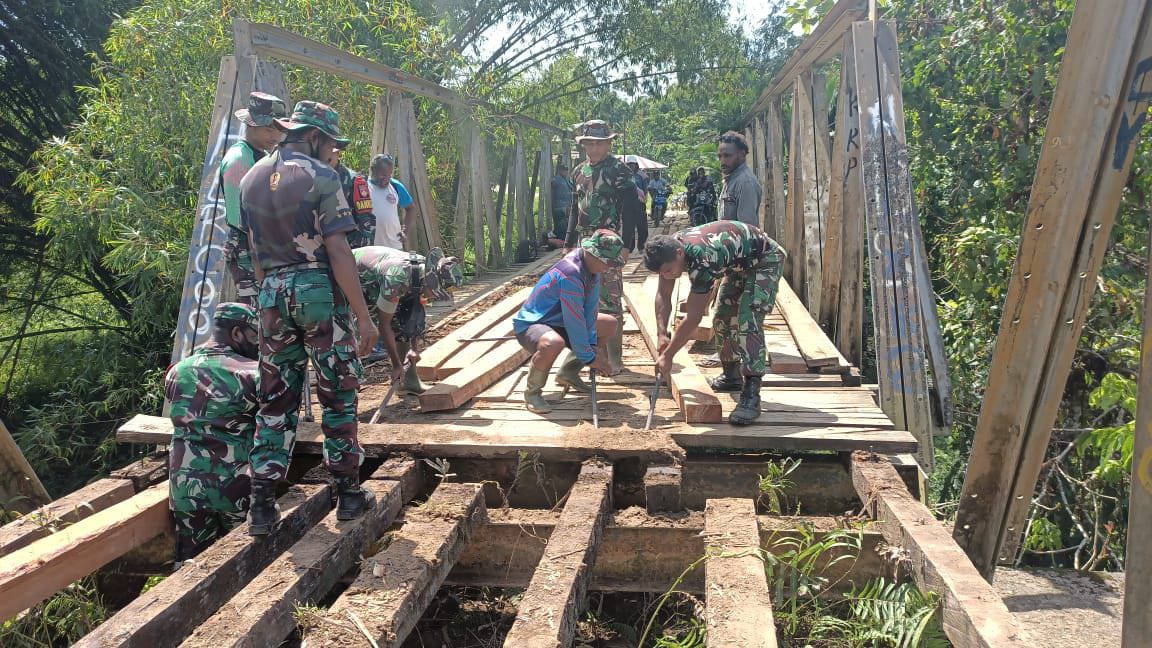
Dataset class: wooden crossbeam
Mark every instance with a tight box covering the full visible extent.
[671,424,916,454]
[0,478,135,558]
[956,0,1152,574]
[850,452,1029,648]
[118,414,683,463]
[0,484,168,621]
[624,277,723,423]
[418,338,530,411]
[503,461,612,647]
[437,323,516,377]
[449,509,886,594]
[416,286,531,380]
[302,483,487,647]
[765,101,787,242]
[703,498,777,647]
[183,476,406,648]
[73,484,331,648]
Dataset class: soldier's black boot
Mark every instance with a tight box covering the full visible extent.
[247,478,280,536]
[335,474,376,521]
[729,375,763,426]
[709,361,743,392]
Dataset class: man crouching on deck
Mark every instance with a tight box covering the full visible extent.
[643,221,785,425]
[513,229,627,414]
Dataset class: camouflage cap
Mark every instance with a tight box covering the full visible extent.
[274,100,351,145]
[214,302,257,329]
[235,92,287,128]
[422,247,464,302]
[575,119,617,142]
[582,229,628,268]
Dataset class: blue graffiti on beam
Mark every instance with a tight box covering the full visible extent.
[171,119,241,364]
[1112,56,1152,170]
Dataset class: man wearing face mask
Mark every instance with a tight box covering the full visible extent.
[165,302,262,560]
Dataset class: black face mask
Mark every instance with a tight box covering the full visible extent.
[233,326,259,360]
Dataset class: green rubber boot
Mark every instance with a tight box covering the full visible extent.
[525,367,553,413]
[606,328,625,375]
[397,340,426,394]
[555,353,592,393]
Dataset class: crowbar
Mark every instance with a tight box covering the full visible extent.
[301,363,315,422]
[644,375,662,430]
[590,368,599,429]
[369,361,411,425]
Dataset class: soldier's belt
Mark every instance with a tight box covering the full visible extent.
[266,261,330,273]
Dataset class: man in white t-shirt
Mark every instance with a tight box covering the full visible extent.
[367,154,415,250]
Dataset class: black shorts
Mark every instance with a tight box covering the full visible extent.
[516,323,571,352]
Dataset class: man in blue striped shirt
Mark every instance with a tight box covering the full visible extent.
[513,230,627,413]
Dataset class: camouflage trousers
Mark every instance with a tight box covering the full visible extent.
[169,437,250,560]
[581,228,623,318]
[713,262,783,376]
[224,227,257,304]
[253,266,364,482]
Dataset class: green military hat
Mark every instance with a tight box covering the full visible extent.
[274,100,351,146]
[575,119,617,142]
[582,229,628,268]
[214,302,257,329]
[235,92,287,128]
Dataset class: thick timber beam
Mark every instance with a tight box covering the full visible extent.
[301,483,487,647]
[0,484,168,621]
[851,452,1028,648]
[503,461,612,647]
[0,478,135,558]
[74,484,331,648]
[182,477,405,648]
[703,498,778,647]
[955,0,1152,575]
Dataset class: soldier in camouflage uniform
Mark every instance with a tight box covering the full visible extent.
[240,101,380,535]
[165,302,260,559]
[222,92,287,304]
[643,221,786,425]
[563,120,636,376]
[354,245,463,393]
[328,141,375,248]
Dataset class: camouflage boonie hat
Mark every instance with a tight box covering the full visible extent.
[423,247,464,302]
[274,100,351,145]
[575,119,617,142]
[582,229,627,268]
[214,302,257,329]
[235,92,287,128]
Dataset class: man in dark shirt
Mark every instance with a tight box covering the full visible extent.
[550,163,574,238]
[240,101,379,535]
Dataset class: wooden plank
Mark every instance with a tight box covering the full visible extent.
[751,115,770,232]
[785,84,805,292]
[371,94,388,155]
[452,110,471,259]
[0,478,134,558]
[119,414,683,463]
[416,286,530,380]
[955,1,1152,576]
[302,483,488,647]
[0,484,168,621]
[437,323,515,377]
[170,56,245,363]
[466,117,488,275]
[819,41,851,333]
[475,367,525,402]
[776,280,849,369]
[242,21,562,134]
[834,38,866,368]
[419,338,529,411]
[513,127,532,249]
[851,452,1029,647]
[74,484,331,648]
[503,461,612,647]
[402,98,443,250]
[1123,229,1152,646]
[808,70,832,319]
[538,134,554,236]
[795,73,823,313]
[704,498,777,648]
[852,21,934,470]
[741,0,869,123]
[182,479,403,648]
[478,127,502,266]
[672,424,917,454]
[766,101,787,242]
[0,418,49,514]
[624,277,724,423]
